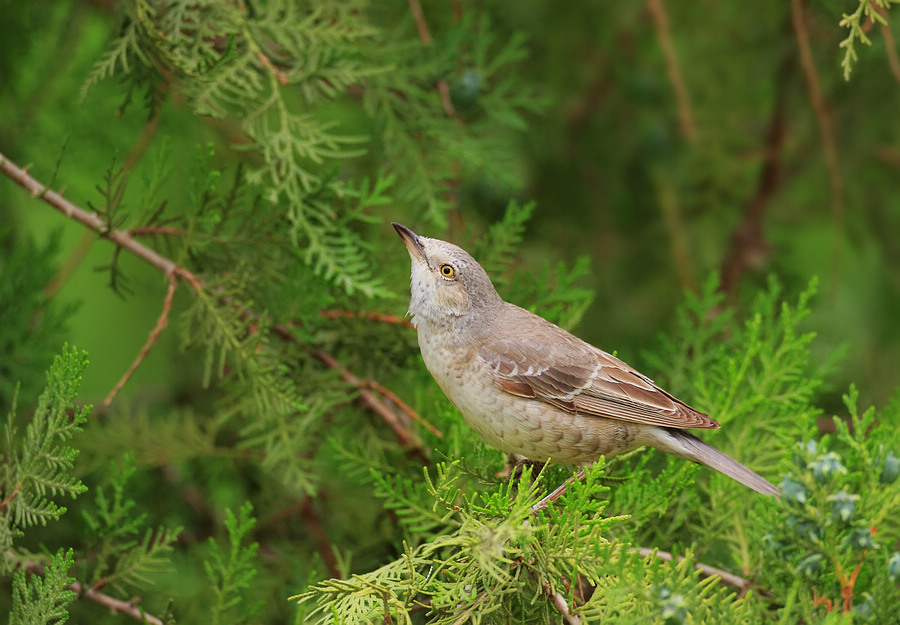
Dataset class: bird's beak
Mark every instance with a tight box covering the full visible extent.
[392,222,428,264]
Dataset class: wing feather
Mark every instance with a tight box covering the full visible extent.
[478,307,719,430]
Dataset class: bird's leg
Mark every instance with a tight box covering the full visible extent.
[530,466,588,515]
[496,453,544,481]
[500,454,545,501]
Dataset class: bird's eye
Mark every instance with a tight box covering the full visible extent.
[440,264,455,278]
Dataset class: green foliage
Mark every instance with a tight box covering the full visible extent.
[295,463,620,624]
[4,1,900,623]
[79,453,181,592]
[762,387,900,622]
[205,501,261,625]
[838,0,899,80]
[10,549,76,625]
[0,231,73,409]
[1,346,89,565]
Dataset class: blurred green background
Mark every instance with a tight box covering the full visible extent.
[2,0,899,413]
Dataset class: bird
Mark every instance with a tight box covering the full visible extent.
[392,222,779,497]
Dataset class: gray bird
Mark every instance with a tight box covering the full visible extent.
[393,222,779,497]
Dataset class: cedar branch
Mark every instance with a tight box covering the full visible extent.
[12,554,165,625]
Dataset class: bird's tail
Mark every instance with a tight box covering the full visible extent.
[657,429,780,497]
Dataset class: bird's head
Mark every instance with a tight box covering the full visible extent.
[393,222,502,327]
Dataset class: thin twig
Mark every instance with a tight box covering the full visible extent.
[104,274,177,406]
[319,309,415,328]
[407,0,431,44]
[0,152,201,290]
[530,467,586,515]
[406,0,457,118]
[0,484,22,513]
[720,52,793,298]
[630,547,771,596]
[12,554,165,625]
[364,379,443,438]
[881,21,900,84]
[129,225,186,237]
[300,497,342,580]
[647,0,696,142]
[0,151,203,402]
[791,0,843,296]
[311,348,431,464]
[541,579,581,625]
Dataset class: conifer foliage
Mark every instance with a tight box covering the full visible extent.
[1,1,899,623]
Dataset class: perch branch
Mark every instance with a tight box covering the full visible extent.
[541,578,581,625]
[0,152,202,292]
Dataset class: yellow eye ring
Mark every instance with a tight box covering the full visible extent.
[440,264,455,278]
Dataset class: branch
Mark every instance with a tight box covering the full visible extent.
[104,274,177,406]
[791,0,844,294]
[13,554,165,625]
[719,52,793,298]
[0,151,202,403]
[0,484,22,513]
[541,579,581,625]
[364,379,443,439]
[880,19,900,84]
[406,0,458,119]
[629,547,771,596]
[311,348,431,464]
[0,153,199,288]
[647,0,696,142]
[319,309,415,328]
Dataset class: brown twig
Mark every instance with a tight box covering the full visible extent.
[301,497,342,579]
[129,225,187,237]
[647,0,696,142]
[319,309,415,328]
[0,152,203,402]
[11,554,164,625]
[311,348,431,464]
[104,274,177,406]
[791,0,844,296]
[541,579,581,625]
[630,547,769,596]
[364,379,443,438]
[881,21,900,84]
[655,176,697,291]
[260,318,432,460]
[406,0,457,118]
[530,467,586,515]
[720,52,793,298]
[0,152,201,290]
[43,231,95,298]
[0,484,22,513]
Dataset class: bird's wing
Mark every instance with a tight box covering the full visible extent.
[477,309,719,430]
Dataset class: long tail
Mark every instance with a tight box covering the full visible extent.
[658,429,780,497]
